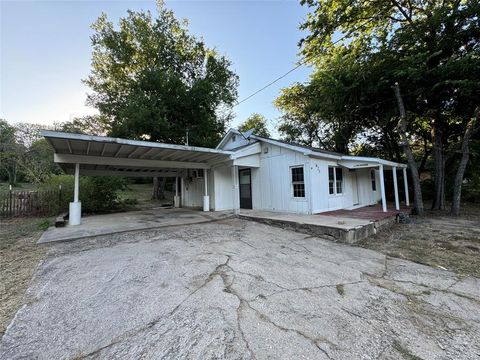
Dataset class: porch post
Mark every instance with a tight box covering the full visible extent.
[203,170,209,211]
[403,167,410,206]
[379,164,387,212]
[232,165,240,215]
[174,176,180,208]
[69,163,81,225]
[393,166,400,210]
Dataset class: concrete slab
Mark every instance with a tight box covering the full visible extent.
[2,219,479,359]
[239,210,376,243]
[38,208,233,243]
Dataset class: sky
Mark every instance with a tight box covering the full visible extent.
[0,0,312,134]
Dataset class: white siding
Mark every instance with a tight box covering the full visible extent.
[221,134,249,150]
[212,166,234,210]
[309,159,381,213]
[181,169,215,209]
[255,143,309,214]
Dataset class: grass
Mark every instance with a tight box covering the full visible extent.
[0,217,50,336]
[0,182,39,192]
[358,204,480,278]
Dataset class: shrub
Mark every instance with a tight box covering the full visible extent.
[40,175,126,214]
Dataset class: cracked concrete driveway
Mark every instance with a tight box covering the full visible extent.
[1,218,479,359]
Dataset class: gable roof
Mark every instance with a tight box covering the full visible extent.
[246,134,407,168]
[216,128,244,149]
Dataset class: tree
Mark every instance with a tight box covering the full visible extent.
[17,139,61,184]
[60,115,110,136]
[84,1,239,199]
[84,2,238,148]
[238,113,271,138]
[0,119,20,185]
[280,0,480,212]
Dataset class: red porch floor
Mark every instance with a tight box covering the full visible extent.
[319,203,411,222]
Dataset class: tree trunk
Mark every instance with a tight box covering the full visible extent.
[431,124,446,210]
[152,177,167,200]
[393,83,424,215]
[451,112,478,216]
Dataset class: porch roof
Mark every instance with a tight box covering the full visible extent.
[41,131,233,177]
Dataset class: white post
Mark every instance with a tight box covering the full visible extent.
[69,163,81,225]
[393,166,400,211]
[203,170,209,212]
[74,163,79,202]
[379,164,387,212]
[180,177,185,207]
[174,176,180,208]
[403,167,410,206]
[232,165,240,215]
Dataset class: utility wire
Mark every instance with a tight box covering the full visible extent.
[233,31,358,107]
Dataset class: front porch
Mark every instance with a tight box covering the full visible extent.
[240,203,411,243]
[321,203,412,222]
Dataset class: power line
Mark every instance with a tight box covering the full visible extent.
[233,31,358,107]
[235,61,306,107]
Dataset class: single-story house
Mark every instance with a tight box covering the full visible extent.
[42,129,409,225]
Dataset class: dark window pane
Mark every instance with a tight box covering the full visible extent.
[291,167,304,182]
[335,167,343,180]
[336,180,342,194]
[328,167,334,181]
[329,182,334,194]
[371,170,376,191]
[293,183,305,198]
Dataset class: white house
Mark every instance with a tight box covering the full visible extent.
[184,128,408,214]
[42,129,409,226]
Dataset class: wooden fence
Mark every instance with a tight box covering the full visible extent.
[0,189,65,218]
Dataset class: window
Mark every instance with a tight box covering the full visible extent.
[291,166,305,198]
[328,166,343,195]
[232,135,236,142]
[328,167,335,194]
[371,169,377,191]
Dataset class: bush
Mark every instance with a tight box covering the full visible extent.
[40,175,126,214]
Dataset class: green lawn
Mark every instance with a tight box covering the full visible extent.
[0,182,39,192]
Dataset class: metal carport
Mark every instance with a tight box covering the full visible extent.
[42,130,233,225]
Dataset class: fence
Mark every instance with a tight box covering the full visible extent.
[0,189,65,218]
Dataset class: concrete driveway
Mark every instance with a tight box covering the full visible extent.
[1,218,479,359]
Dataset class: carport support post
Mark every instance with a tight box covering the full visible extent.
[69,163,82,225]
[393,166,400,211]
[403,167,410,206]
[174,176,180,208]
[232,165,240,215]
[379,164,387,212]
[203,170,209,212]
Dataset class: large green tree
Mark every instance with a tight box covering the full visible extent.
[238,113,271,138]
[278,0,480,214]
[84,1,239,148]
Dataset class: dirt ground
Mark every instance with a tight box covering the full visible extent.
[358,205,480,278]
[0,218,48,336]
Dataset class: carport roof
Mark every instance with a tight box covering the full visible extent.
[41,130,233,177]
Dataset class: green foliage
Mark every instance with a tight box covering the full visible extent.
[238,113,271,138]
[0,119,22,185]
[278,0,480,166]
[84,2,239,147]
[40,175,126,214]
[37,218,52,231]
[19,139,61,183]
[60,115,110,136]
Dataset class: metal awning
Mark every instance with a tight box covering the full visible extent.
[42,131,233,177]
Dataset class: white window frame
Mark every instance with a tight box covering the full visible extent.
[371,169,377,191]
[328,166,344,196]
[290,165,306,199]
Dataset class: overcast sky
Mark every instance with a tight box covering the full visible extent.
[1,0,312,133]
